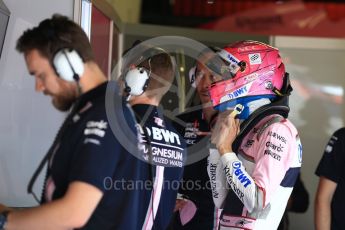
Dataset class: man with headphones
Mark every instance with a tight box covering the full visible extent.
[121,41,186,230]
[169,46,221,230]
[0,14,152,230]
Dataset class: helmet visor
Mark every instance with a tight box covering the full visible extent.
[204,54,240,82]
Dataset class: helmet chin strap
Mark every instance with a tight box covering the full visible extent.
[230,104,244,118]
[222,98,272,120]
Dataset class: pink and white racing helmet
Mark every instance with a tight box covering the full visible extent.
[207,40,286,116]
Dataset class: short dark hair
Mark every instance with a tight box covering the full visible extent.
[139,51,174,98]
[16,14,94,64]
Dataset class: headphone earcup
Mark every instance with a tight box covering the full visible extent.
[189,66,196,88]
[53,49,84,82]
[124,67,149,96]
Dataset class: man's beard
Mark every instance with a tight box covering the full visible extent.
[52,93,77,112]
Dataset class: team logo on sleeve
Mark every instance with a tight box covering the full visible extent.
[326,135,337,153]
[208,162,219,198]
[84,120,108,137]
[325,145,332,153]
[231,161,252,188]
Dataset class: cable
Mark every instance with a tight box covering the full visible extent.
[62,49,80,81]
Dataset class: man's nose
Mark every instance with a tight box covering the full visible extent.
[202,75,212,89]
[35,79,45,92]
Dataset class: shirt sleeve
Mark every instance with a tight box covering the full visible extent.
[207,148,229,208]
[251,121,296,208]
[315,128,345,183]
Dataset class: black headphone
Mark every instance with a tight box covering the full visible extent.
[189,65,197,88]
[52,48,85,82]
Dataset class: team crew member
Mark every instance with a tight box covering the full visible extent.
[171,47,220,229]
[122,42,186,230]
[315,128,345,230]
[207,41,302,230]
[0,15,151,230]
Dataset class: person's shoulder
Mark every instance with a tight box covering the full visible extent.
[173,108,203,131]
[332,127,345,137]
[163,114,180,130]
[91,81,123,105]
[281,118,298,133]
[176,107,203,121]
[82,89,136,135]
[88,82,133,116]
[162,115,186,143]
[259,115,298,137]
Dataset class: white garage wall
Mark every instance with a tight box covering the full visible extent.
[0,0,73,207]
[272,36,345,230]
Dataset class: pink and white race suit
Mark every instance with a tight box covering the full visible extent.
[207,114,302,230]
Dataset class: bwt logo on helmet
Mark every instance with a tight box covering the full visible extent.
[227,54,239,64]
[228,85,248,98]
[220,85,249,104]
[232,161,252,188]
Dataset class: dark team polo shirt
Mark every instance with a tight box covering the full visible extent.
[315,128,345,230]
[132,104,186,230]
[171,108,217,229]
[42,82,151,229]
